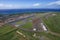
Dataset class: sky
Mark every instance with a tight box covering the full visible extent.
[0,0,60,9]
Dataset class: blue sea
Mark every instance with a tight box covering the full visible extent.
[0,9,60,14]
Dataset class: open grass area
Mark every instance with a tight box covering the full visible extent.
[21,22,33,29]
[16,21,23,25]
[43,13,60,33]
[0,24,18,40]
[44,33,60,40]
[0,24,17,35]
[27,18,32,20]
[0,31,16,40]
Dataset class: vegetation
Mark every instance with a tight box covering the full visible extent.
[16,21,23,25]
[0,13,60,40]
[43,13,60,33]
[45,33,60,40]
[0,24,17,35]
[21,22,33,29]
[0,24,18,40]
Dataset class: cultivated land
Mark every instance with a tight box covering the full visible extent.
[0,12,60,40]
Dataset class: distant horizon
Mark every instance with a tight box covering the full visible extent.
[0,9,60,14]
[0,8,60,10]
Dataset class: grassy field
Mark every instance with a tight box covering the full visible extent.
[43,13,60,33]
[16,20,24,25]
[0,24,18,40]
[20,21,33,29]
[0,24,17,35]
[44,33,60,40]
[27,18,32,20]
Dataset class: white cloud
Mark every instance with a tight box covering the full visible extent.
[0,4,12,7]
[0,3,21,9]
[33,3,40,7]
[43,1,60,9]
[0,3,41,9]
[0,3,33,9]
[47,1,60,6]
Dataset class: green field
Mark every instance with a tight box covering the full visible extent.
[16,20,24,25]
[0,24,18,40]
[0,24,38,40]
[20,21,33,29]
[43,13,60,33]
[0,24,17,35]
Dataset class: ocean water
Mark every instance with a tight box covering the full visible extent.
[0,9,60,14]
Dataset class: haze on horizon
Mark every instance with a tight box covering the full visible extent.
[0,0,60,9]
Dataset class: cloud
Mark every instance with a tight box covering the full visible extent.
[33,3,40,7]
[0,4,13,7]
[43,1,60,9]
[0,3,41,9]
[0,3,21,9]
[0,3,34,9]
[47,1,60,6]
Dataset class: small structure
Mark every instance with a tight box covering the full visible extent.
[52,14,56,16]
[41,23,47,31]
[33,28,36,31]
[15,25,20,27]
